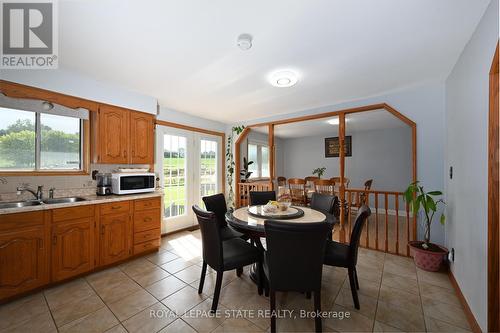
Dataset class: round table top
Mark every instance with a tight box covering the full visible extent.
[226,205,327,236]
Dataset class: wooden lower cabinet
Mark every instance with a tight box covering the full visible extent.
[99,213,132,266]
[0,212,49,300]
[51,217,95,282]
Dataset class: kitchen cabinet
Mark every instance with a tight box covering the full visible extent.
[99,201,132,266]
[0,212,49,300]
[51,206,95,282]
[133,197,161,255]
[92,105,155,165]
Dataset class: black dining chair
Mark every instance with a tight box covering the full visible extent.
[249,191,276,205]
[264,220,330,333]
[323,205,371,310]
[310,193,338,239]
[192,205,263,312]
[202,193,244,241]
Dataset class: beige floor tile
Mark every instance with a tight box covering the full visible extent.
[383,260,417,280]
[378,284,421,310]
[104,324,128,333]
[59,307,119,333]
[146,275,188,300]
[1,310,57,333]
[356,263,383,283]
[51,293,105,327]
[122,302,176,333]
[175,265,210,284]
[146,250,180,265]
[425,316,471,332]
[0,293,49,331]
[212,317,265,332]
[382,271,419,295]
[219,279,261,309]
[375,299,425,332]
[158,318,197,333]
[416,268,453,290]
[334,287,378,318]
[342,275,381,299]
[234,293,271,330]
[324,304,374,332]
[191,271,238,295]
[181,298,227,332]
[373,320,405,332]
[161,257,196,274]
[421,296,470,330]
[119,258,158,277]
[107,289,157,321]
[161,285,208,315]
[130,266,171,287]
[44,278,95,310]
[419,281,461,307]
[94,276,143,304]
[85,267,124,289]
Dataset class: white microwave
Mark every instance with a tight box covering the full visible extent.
[111,173,156,195]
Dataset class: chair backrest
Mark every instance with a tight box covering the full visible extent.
[304,176,319,189]
[288,178,306,202]
[192,205,223,270]
[330,177,350,187]
[310,192,335,214]
[332,196,340,217]
[264,220,329,292]
[349,205,371,264]
[202,193,228,227]
[249,191,276,205]
[277,177,287,186]
[314,179,335,195]
[364,179,373,191]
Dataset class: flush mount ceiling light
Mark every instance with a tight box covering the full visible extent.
[327,118,339,125]
[269,70,299,87]
[237,34,253,51]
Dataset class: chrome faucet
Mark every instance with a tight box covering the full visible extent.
[17,185,44,201]
[49,187,55,199]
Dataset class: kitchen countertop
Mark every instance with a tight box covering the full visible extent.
[0,191,163,215]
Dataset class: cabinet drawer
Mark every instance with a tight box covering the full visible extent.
[134,228,160,245]
[134,197,161,211]
[52,205,94,222]
[133,239,160,255]
[134,209,160,233]
[0,211,44,231]
[100,201,130,215]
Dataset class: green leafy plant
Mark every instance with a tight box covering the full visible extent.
[226,125,245,208]
[404,181,445,249]
[240,157,253,182]
[312,167,326,179]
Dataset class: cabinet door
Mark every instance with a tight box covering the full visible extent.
[0,225,48,299]
[99,105,130,164]
[52,218,94,282]
[100,213,131,266]
[130,112,154,164]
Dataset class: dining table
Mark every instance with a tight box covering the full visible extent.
[225,205,329,288]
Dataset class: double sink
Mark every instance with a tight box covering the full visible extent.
[0,197,87,209]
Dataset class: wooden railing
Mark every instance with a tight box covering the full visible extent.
[339,188,416,256]
[237,181,273,207]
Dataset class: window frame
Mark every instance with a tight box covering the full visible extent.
[0,109,90,176]
[247,140,270,180]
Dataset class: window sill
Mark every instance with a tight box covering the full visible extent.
[0,170,89,177]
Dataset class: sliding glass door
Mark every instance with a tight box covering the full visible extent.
[156,126,222,232]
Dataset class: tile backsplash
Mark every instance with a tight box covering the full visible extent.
[0,164,154,201]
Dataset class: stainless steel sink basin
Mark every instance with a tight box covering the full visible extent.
[0,201,42,209]
[43,197,87,204]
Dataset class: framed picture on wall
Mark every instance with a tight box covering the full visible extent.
[325,136,352,157]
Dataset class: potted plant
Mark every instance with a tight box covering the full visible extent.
[404,181,448,271]
[240,157,253,183]
[312,167,326,179]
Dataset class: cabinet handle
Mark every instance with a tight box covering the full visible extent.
[111,206,120,210]
[38,239,44,249]
[101,225,105,235]
[132,150,135,156]
[144,217,152,222]
[52,236,57,245]
[124,150,127,157]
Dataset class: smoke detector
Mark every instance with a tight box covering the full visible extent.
[237,34,253,51]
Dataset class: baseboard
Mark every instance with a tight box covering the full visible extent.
[161,224,199,237]
[448,270,482,333]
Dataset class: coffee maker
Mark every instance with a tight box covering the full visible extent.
[96,173,112,196]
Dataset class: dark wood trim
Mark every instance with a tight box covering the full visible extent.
[234,127,251,207]
[488,41,499,333]
[268,124,275,183]
[448,270,482,333]
[339,113,346,243]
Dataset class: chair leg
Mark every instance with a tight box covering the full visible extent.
[257,260,264,295]
[306,291,311,299]
[270,290,276,333]
[236,267,243,277]
[348,267,360,310]
[198,261,207,294]
[314,290,322,333]
[211,271,223,312]
[354,267,360,290]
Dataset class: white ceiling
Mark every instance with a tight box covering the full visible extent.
[254,109,408,138]
[59,0,490,124]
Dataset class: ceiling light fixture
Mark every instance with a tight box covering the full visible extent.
[237,34,253,51]
[269,70,299,87]
[327,118,339,125]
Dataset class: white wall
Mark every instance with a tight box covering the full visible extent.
[235,81,446,244]
[281,127,412,192]
[444,0,499,330]
[157,107,226,133]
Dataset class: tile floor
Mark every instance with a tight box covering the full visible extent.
[0,229,471,333]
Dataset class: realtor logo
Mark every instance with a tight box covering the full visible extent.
[1,0,58,68]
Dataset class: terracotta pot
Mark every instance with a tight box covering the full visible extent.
[408,241,448,272]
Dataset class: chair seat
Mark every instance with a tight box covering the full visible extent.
[324,240,350,268]
[220,225,244,241]
[222,238,261,271]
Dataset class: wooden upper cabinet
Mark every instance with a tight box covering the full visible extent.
[0,212,49,300]
[130,112,154,164]
[51,216,95,282]
[97,105,130,164]
[92,105,154,164]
